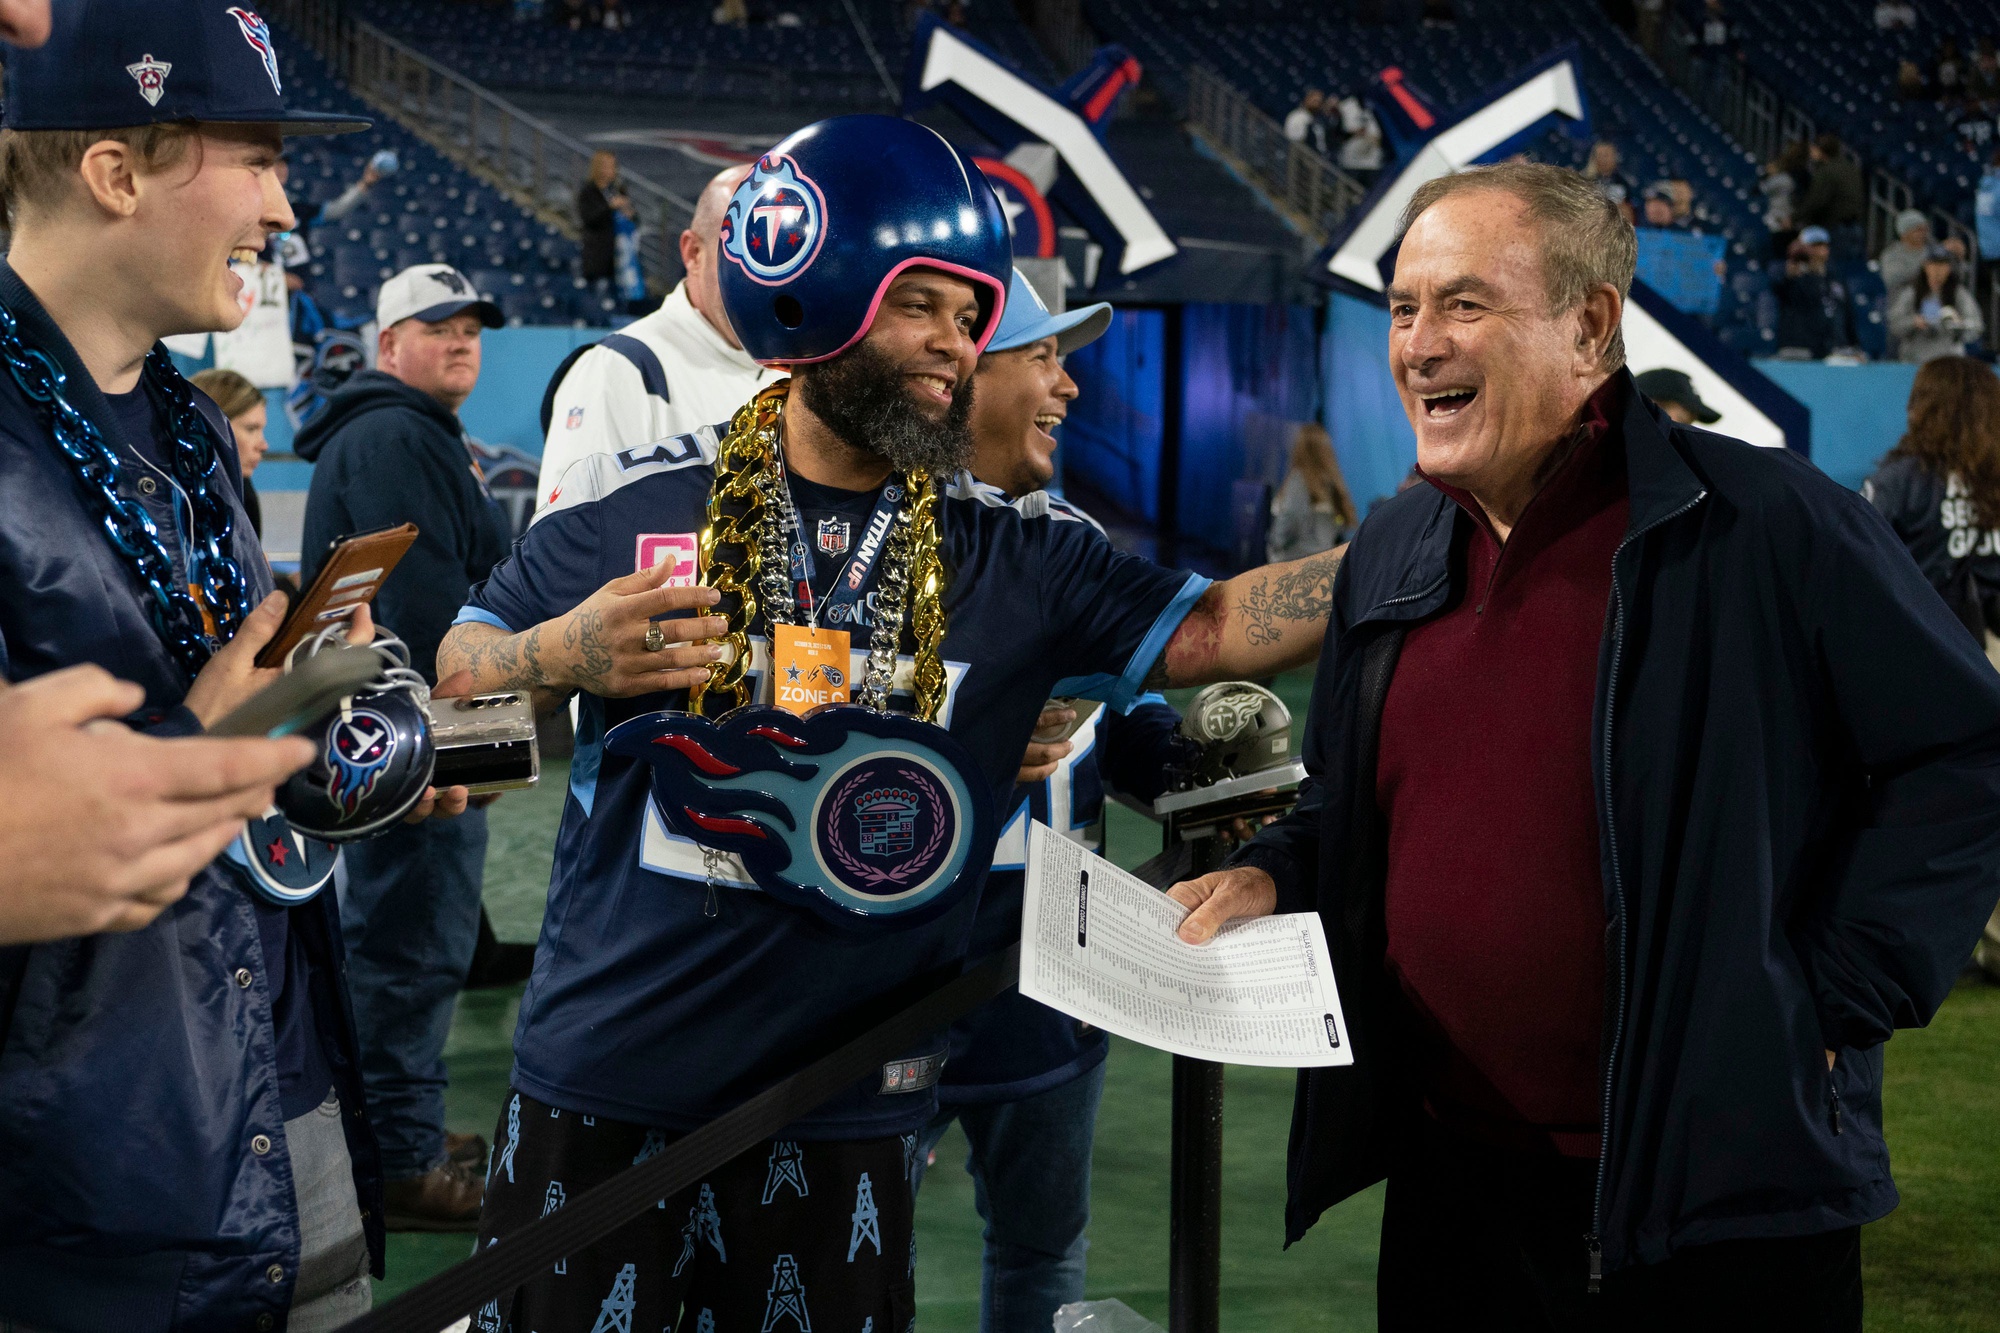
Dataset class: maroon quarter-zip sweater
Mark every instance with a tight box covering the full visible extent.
[1376,381,1628,1158]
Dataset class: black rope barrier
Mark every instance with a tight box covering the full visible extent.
[341,944,1021,1333]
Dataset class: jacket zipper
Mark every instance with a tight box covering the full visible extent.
[1294,600,1432,1212]
[1586,488,1706,1294]
[1828,1057,1843,1136]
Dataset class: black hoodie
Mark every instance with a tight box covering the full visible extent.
[296,369,510,680]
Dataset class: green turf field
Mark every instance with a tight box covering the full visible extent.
[381,670,2000,1331]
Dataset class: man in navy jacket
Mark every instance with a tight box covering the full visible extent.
[298,264,512,1231]
[0,3,468,1328]
[1171,162,2000,1330]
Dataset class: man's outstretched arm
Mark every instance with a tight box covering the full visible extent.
[1153,544,1346,687]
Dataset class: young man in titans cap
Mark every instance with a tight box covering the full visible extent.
[440,116,1346,1331]
[0,4,464,1329]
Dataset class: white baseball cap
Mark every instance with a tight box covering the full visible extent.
[375,264,504,331]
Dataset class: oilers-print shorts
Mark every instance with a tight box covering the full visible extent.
[473,1090,918,1333]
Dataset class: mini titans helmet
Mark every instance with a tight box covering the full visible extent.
[277,629,438,841]
[1179,682,1294,787]
[718,115,1012,366]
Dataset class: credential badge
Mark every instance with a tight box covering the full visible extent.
[127,54,172,106]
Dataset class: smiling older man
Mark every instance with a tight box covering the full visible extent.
[1168,161,2000,1330]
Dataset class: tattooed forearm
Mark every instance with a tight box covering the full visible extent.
[1156,544,1346,686]
[438,621,569,715]
[1237,547,1344,647]
[563,607,615,693]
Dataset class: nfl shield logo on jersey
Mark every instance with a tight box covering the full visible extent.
[565,405,585,430]
[816,517,850,557]
[126,54,171,107]
[720,153,828,286]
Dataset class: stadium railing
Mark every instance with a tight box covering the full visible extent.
[268,0,697,294]
[1184,64,1369,250]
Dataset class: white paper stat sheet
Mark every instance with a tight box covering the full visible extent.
[1019,821,1353,1068]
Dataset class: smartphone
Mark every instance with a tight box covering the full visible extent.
[256,523,419,668]
[208,644,386,738]
[1033,697,1098,744]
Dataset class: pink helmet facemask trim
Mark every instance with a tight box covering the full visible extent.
[757,257,1011,368]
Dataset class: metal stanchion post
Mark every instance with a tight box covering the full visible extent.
[1148,685,1307,1333]
[1169,1053,1225,1333]
[1165,812,1228,1333]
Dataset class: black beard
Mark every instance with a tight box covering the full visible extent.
[794,339,975,480]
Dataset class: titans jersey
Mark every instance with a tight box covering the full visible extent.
[457,423,1208,1138]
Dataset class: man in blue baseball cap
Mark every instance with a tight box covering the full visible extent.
[909,266,1192,1333]
[440,115,1347,1332]
[0,6,461,1331]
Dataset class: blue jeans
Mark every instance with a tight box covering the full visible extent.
[915,1060,1107,1333]
[338,806,488,1179]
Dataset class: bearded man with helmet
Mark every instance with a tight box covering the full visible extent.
[440,114,1346,1331]
[0,3,472,1330]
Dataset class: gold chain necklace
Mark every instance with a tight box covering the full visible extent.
[690,381,951,723]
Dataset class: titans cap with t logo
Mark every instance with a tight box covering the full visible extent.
[1,0,369,135]
[376,265,504,330]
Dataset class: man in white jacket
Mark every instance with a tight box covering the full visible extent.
[537,162,774,508]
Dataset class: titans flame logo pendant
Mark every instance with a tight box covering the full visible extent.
[606,705,996,932]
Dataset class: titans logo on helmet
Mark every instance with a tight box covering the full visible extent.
[719,153,828,287]
[225,8,284,96]
[326,707,399,821]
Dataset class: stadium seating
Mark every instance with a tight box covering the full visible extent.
[1082,0,1839,348]
[342,0,1061,103]
[1685,0,2000,230]
[272,17,588,326]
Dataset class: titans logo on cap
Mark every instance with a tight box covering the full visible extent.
[720,153,828,287]
[126,55,172,108]
[327,707,398,820]
[225,7,283,96]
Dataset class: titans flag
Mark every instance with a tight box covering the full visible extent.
[607,705,996,932]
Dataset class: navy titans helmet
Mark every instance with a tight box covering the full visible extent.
[718,115,1013,366]
[276,631,438,842]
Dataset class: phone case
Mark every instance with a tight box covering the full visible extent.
[256,523,420,667]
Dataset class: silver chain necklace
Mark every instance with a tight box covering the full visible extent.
[760,444,921,715]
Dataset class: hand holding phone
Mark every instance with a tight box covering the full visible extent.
[257,524,418,668]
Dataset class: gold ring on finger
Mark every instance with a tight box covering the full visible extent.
[644,621,667,652]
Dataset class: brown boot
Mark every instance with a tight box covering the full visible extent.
[447,1130,489,1171]
[383,1159,485,1232]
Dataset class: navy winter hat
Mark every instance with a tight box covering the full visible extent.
[2,1,369,136]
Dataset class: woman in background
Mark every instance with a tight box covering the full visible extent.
[1864,356,2000,643]
[190,368,269,539]
[1267,421,1358,563]
[1864,354,2000,642]
[1864,354,2000,980]
[1889,247,1984,363]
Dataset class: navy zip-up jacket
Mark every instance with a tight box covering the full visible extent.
[0,260,384,1331]
[296,369,511,682]
[1233,372,2000,1273]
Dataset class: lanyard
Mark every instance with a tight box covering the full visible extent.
[777,454,903,629]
